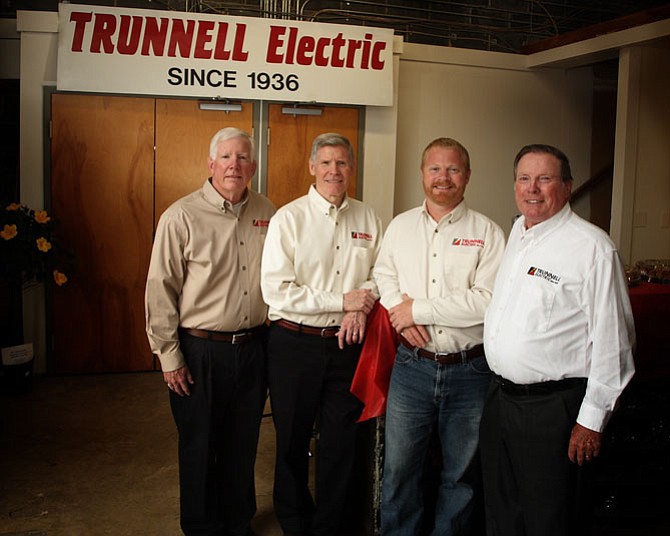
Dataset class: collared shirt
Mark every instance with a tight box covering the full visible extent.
[484,203,635,432]
[145,180,276,372]
[261,185,382,327]
[374,200,505,354]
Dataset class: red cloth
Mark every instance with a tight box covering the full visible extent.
[350,301,399,422]
[628,282,670,381]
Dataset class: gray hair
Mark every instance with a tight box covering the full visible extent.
[309,133,354,164]
[209,127,255,161]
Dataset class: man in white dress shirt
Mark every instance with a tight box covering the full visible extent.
[374,137,505,536]
[261,133,382,536]
[480,144,636,536]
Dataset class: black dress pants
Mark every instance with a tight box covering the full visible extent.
[267,323,363,536]
[170,331,267,536]
[479,378,590,536]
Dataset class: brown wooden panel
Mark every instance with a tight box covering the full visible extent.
[266,105,360,208]
[154,99,254,226]
[51,94,155,373]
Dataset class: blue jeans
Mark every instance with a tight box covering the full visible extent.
[381,344,491,536]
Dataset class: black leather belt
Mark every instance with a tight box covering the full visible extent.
[494,375,586,396]
[401,338,484,365]
[274,319,339,338]
[179,326,263,344]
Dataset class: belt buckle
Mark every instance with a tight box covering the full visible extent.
[433,352,448,363]
[231,332,247,344]
[321,327,334,338]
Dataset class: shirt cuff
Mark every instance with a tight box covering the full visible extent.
[411,299,432,326]
[323,291,345,313]
[157,348,185,373]
[576,401,611,433]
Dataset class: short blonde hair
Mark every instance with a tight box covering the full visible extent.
[421,137,470,172]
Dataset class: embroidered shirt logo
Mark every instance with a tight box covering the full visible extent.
[253,219,270,227]
[351,231,373,241]
[452,238,485,247]
[527,266,561,285]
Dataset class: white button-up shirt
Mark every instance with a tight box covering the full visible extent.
[261,185,382,327]
[484,203,635,431]
[374,200,505,353]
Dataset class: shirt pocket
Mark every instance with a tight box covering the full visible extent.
[512,283,556,333]
[443,251,479,290]
[351,244,376,270]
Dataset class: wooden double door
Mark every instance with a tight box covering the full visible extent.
[49,94,360,373]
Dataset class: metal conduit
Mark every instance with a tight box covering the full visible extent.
[164,1,667,53]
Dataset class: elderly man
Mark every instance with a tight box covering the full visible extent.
[261,132,382,536]
[145,127,275,536]
[374,137,505,535]
[480,144,635,536]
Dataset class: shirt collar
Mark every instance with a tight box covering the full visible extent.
[421,199,468,225]
[308,184,349,214]
[519,202,572,241]
[203,179,249,213]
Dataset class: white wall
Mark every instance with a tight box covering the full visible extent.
[15,12,59,372]
[630,46,670,262]
[394,43,593,234]
[611,45,670,265]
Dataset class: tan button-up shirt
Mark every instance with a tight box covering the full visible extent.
[145,180,276,371]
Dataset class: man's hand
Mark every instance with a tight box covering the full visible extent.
[400,325,431,349]
[343,288,375,315]
[337,311,367,349]
[568,423,602,466]
[164,365,194,397]
[390,294,431,348]
[388,296,415,333]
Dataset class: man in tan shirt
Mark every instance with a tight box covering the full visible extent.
[145,127,275,536]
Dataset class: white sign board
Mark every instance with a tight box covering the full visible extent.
[57,3,394,106]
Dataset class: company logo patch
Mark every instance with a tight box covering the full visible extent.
[351,231,373,241]
[527,266,561,285]
[253,219,270,227]
[452,238,485,248]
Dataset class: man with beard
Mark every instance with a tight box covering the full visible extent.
[374,137,505,535]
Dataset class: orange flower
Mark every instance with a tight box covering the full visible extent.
[34,210,51,224]
[2,202,73,285]
[53,270,68,286]
[1,223,17,240]
[36,237,52,252]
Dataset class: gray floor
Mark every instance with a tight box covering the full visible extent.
[0,372,286,536]
[3,372,669,536]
